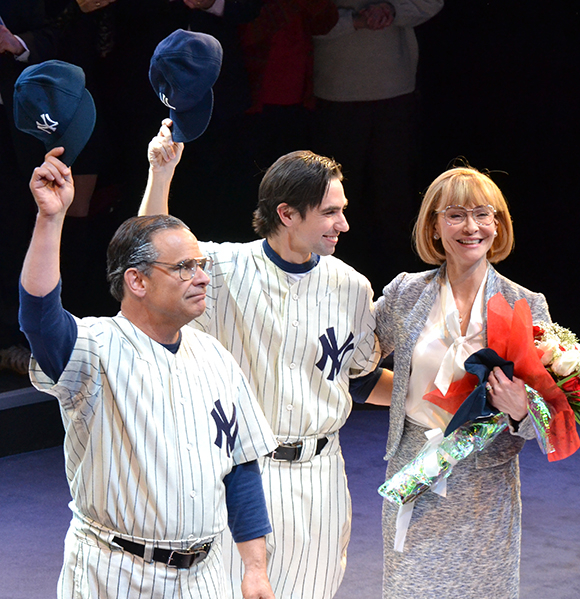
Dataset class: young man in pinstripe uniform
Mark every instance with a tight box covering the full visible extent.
[19,147,279,599]
[139,121,391,599]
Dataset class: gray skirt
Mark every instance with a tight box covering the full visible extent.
[382,420,522,599]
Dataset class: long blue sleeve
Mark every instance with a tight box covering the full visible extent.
[224,460,272,543]
[349,367,384,403]
[18,280,77,382]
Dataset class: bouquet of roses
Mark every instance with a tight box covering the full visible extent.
[379,294,580,510]
[534,321,580,425]
[420,293,580,462]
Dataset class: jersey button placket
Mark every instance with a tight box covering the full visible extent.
[282,289,300,425]
[171,361,189,531]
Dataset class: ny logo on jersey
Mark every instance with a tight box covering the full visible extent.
[316,327,355,381]
[159,93,176,110]
[36,113,59,134]
[211,400,239,457]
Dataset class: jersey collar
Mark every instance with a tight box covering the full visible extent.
[262,239,320,273]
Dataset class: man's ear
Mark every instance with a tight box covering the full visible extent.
[123,268,147,299]
[276,203,299,228]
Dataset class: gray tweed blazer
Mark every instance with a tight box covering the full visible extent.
[375,263,550,466]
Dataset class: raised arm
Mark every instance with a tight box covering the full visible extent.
[138,119,184,216]
[21,147,74,297]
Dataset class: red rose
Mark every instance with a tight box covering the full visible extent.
[562,377,580,395]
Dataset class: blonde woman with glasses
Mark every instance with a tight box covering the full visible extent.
[375,166,551,599]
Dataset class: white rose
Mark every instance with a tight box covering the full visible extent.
[551,349,580,377]
[537,338,559,366]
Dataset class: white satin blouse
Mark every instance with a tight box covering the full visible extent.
[405,269,488,429]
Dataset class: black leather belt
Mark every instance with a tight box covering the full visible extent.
[112,536,212,569]
[267,437,328,461]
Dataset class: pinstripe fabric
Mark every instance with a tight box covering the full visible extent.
[192,240,380,598]
[222,433,352,599]
[57,518,228,599]
[195,240,380,440]
[30,314,277,599]
[260,435,351,599]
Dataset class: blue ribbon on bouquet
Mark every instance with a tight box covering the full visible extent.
[444,348,513,436]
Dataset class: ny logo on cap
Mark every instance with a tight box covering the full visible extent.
[159,93,176,110]
[36,113,59,134]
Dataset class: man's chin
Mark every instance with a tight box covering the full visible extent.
[316,241,339,257]
[188,299,206,320]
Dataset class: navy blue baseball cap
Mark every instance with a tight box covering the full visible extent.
[13,60,96,167]
[149,30,223,143]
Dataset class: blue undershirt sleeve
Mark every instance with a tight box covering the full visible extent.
[18,280,77,382]
[224,460,272,543]
[349,367,384,403]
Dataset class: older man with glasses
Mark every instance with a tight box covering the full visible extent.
[18,147,278,599]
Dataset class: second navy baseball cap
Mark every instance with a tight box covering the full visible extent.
[149,30,223,143]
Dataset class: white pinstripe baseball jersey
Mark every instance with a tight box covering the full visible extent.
[191,239,380,598]
[194,240,380,440]
[29,313,277,543]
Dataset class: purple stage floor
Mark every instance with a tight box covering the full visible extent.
[1,408,578,599]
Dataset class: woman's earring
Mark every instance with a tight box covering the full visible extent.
[494,231,498,238]
[433,232,440,240]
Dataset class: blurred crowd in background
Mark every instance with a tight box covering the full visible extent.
[0,0,578,385]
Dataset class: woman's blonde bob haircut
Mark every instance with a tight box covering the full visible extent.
[413,166,514,265]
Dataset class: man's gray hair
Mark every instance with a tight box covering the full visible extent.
[106,215,190,302]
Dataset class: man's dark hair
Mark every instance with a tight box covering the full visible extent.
[107,215,190,302]
[252,151,343,238]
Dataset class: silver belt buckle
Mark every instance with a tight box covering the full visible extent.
[271,441,303,461]
[167,541,211,568]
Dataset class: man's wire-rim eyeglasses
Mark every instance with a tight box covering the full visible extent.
[435,204,496,227]
[148,257,213,281]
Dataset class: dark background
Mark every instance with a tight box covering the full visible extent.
[1,0,579,394]
[411,0,579,332]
